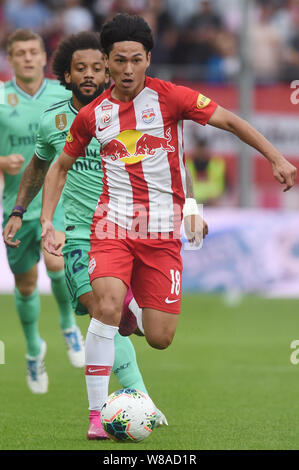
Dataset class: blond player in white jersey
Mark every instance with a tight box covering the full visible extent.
[40,14,297,436]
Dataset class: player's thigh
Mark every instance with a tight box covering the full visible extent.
[89,236,134,325]
[142,308,179,350]
[14,264,38,296]
[3,217,41,280]
[131,238,183,314]
[63,241,92,316]
[42,230,65,271]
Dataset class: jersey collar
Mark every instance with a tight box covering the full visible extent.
[12,78,47,100]
[68,99,78,115]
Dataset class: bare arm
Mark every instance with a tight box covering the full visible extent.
[185,165,194,198]
[41,151,74,255]
[16,154,51,208]
[184,166,208,246]
[208,106,297,191]
[2,154,50,247]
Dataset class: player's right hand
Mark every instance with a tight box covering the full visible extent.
[184,214,208,247]
[2,216,22,247]
[41,220,63,256]
[0,154,25,175]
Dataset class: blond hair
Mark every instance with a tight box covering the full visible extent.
[7,29,45,55]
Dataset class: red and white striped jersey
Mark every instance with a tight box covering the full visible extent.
[64,76,218,234]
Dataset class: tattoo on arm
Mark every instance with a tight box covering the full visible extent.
[186,166,195,199]
[15,154,51,208]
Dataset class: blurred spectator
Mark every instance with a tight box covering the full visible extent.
[166,0,199,28]
[212,29,240,82]
[282,0,299,81]
[142,0,178,65]
[250,1,283,83]
[186,137,227,205]
[4,0,52,31]
[59,0,94,35]
[184,0,223,64]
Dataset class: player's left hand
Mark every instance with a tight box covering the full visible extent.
[184,214,208,247]
[271,157,297,192]
[41,220,63,256]
[2,215,22,247]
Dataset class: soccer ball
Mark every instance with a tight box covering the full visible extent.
[101,388,157,442]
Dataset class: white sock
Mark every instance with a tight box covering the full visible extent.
[128,298,144,334]
[85,318,118,411]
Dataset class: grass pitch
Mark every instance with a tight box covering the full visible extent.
[0,293,299,450]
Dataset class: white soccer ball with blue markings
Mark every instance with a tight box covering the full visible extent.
[101,388,157,442]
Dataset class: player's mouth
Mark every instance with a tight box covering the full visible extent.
[80,82,97,92]
[121,79,134,88]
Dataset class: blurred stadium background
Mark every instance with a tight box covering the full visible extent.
[1,0,299,297]
[1,0,299,451]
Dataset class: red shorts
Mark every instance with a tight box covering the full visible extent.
[88,223,183,314]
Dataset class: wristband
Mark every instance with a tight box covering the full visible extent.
[8,211,24,219]
[12,205,26,214]
[182,198,199,218]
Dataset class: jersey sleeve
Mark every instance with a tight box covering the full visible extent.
[168,82,218,126]
[35,115,57,162]
[63,107,93,159]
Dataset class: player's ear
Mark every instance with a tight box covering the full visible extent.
[42,51,47,67]
[105,67,110,86]
[146,51,151,69]
[103,54,109,69]
[64,71,71,85]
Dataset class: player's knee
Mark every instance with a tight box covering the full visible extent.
[44,257,64,272]
[15,280,37,297]
[94,300,122,326]
[146,332,174,350]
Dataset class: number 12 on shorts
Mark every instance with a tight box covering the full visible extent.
[170,269,181,296]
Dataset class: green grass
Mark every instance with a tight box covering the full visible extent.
[0,293,299,450]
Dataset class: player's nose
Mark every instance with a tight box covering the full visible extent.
[84,67,95,78]
[124,62,134,75]
[24,52,32,62]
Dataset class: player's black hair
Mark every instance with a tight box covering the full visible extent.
[100,13,154,56]
[52,31,102,89]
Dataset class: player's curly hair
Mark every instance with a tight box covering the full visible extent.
[52,31,102,89]
[100,13,154,56]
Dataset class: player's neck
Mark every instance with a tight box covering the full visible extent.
[72,95,83,111]
[15,75,44,96]
[111,82,145,102]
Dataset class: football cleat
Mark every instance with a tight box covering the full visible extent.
[118,288,137,336]
[154,408,168,428]
[87,410,109,440]
[62,325,85,368]
[26,340,48,394]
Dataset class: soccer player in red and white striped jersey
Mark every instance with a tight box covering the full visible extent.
[41,13,297,435]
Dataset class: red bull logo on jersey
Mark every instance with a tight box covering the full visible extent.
[100,128,175,165]
[141,108,155,124]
